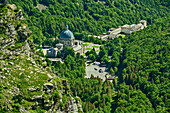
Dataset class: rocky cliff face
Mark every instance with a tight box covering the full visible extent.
[0,3,83,113]
[0,3,32,59]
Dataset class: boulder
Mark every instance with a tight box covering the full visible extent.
[32,95,42,101]
[15,9,25,20]
[42,61,47,66]
[27,57,31,61]
[46,89,51,94]
[6,22,12,27]
[0,76,6,79]
[8,62,14,65]
[27,87,38,92]
[44,83,54,88]
[7,10,11,16]
[0,55,3,60]
[23,42,31,51]
[40,57,45,61]
[9,86,20,96]
[47,74,53,79]
[44,100,50,104]
[0,18,3,23]
[10,27,15,32]
[31,60,36,65]
[0,61,5,66]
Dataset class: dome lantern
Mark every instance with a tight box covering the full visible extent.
[65,25,69,30]
[60,25,74,39]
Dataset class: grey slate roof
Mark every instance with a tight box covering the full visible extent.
[60,30,74,39]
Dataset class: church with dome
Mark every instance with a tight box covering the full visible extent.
[59,25,84,53]
[46,25,84,58]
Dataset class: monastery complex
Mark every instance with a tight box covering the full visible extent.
[90,20,147,40]
[43,20,147,58]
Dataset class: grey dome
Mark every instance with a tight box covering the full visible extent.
[60,30,74,39]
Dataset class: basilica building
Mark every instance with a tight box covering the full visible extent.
[46,25,84,58]
[59,25,84,54]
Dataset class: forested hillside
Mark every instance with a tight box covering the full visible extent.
[1,0,169,112]
[39,18,170,112]
[112,18,170,112]
[8,0,170,44]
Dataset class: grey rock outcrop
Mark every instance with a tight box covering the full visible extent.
[0,4,32,60]
[0,3,83,113]
[9,86,20,96]
[44,83,54,88]
[27,87,39,92]
[17,25,32,42]
[32,95,42,101]
[24,80,83,113]
[20,105,29,113]
[66,97,78,113]
[8,62,14,65]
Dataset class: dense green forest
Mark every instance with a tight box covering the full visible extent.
[1,0,169,112]
[112,18,170,112]
[9,0,170,45]
[42,17,169,112]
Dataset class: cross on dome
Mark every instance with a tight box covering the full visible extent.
[65,25,69,30]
